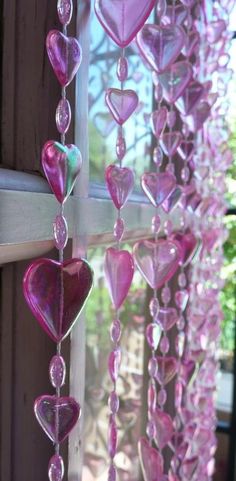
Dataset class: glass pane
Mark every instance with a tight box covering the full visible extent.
[82,247,147,481]
[88,9,153,188]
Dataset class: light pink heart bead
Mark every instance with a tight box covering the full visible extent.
[104,248,134,309]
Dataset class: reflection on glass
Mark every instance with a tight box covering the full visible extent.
[83,247,147,481]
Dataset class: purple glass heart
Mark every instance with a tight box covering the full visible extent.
[41,140,82,204]
[23,258,93,342]
[171,231,199,266]
[157,307,178,331]
[182,30,200,57]
[161,5,188,26]
[104,248,134,309]
[105,164,134,210]
[155,356,178,385]
[153,408,173,450]
[94,0,156,48]
[158,61,193,103]
[46,30,82,86]
[141,172,176,207]
[151,107,168,137]
[133,239,181,289]
[177,140,195,161]
[184,101,211,132]
[105,88,139,125]
[160,132,182,157]
[175,80,205,115]
[162,186,182,213]
[34,395,80,443]
[137,24,185,73]
[138,437,163,481]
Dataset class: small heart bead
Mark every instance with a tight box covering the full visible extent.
[104,248,134,309]
[105,88,139,125]
[46,30,82,86]
[105,164,134,209]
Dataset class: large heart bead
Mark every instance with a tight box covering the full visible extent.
[155,356,178,385]
[34,395,80,443]
[171,231,199,266]
[137,24,185,73]
[138,437,163,481]
[153,408,174,450]
[94,0,156,48]
[141,172,176,207]
[23,258,93,342]
[105,164,134,209]
[105,88,139,125]
[42,141,82,204]
[162,186,182,213]
[104,248,134,309]
[46,30,82,86]
[150,107,168,137]
[175,80,205,115]
[133,239,181,289]
[158,61,193,103]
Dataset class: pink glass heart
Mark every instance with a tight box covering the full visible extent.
[179,360,196,386]
[138,437,164,481]
[46,30,82,86]
[162,186,182,213]
[184,101,211,132]
[158,61,193,103]
[161,5,188,26]
[23,258,93,342]
[157,307,178,331]
[42,140,82,204]
[171,231,198,266]
[137,24,185,73]
[151,107,168,137]
[104,248,134,309]
[160,132,182,157]
[105,164,134,210]
[175,80,205,115]
[177,140,195,161]
[133,239,181,289]
[207,20,226,44]
[141,172,176,207]
[155,356,178,385]
[34,395,80,443]
[153,408,173,450]
[105,88,139,125]
[94,0,156,48]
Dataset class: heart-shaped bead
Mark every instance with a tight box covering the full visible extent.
[161,5,188,26]
[104,248,134,309]
[158,61,193,103]
[141,172,176,207]
[160,132,182,157]
[23,258,93,342]
[177,140,195,161]
[94,0,156,48]
[175,80,205,115]
[34,395,80,443]
[183,101,211,132]
[138,437,163,481]
[153,408,174,450]
[182,30,200,57]
[105,164,134,209]
[105,88,139,125]
[150,107,168,137]
[137,24,185,73]
[171,231,199,266]
[42,141,82,204]
[46,30,82,86]
[157,307,178,331]
[162,186,182,213]
[133,239,181,290]
[155,356,178,385]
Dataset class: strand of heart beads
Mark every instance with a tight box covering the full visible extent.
[94,3,156,480]
[23,2,93,480]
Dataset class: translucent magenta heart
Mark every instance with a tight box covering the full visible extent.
[161,5,188,26]
[104,248,134,309]
[141,172,176,207]
[105,88,139,125]
[177,140,195,161]
[162,186,182,213]
[138,437,163,481]
[158,61,193,103]
[94,0,156,47]
[175,80,205,115]
[105,164,134,210]
[157,307,178,331]
[137,24,185,73]
[34,395,80,443]
[155,356,178,385]
[23,258,93,342]
[153,408,173,450]
[184,101,211,132]
[46,30,82,86]
[41,140,82,204]
[133,239,181,289]
[171,231,198,267]
[160,132,182,157]
[150,107,168,137]
[182,30,200,57]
